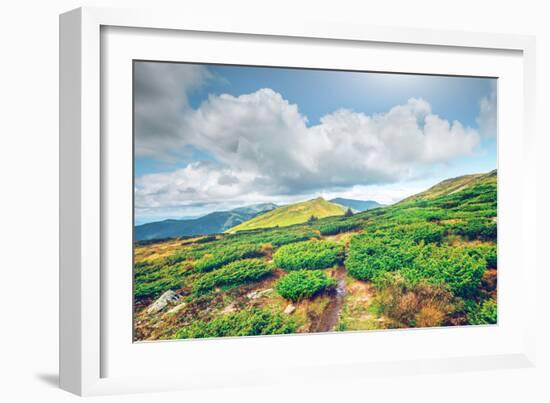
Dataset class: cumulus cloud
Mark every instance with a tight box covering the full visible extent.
[135,161,259,209]
[135,88,482,215]
[134,62,211,157]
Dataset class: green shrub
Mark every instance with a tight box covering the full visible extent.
[317,221,360,236]
[163,250,196,266]
[228,227,320,247]
[401,244,486,297]
[276,270,336,302]
[453,219,497,241]
[195,235,217,244]
[134,277,182,300]
[346,235,418,281]
[192,258,273,294]
[465,244,497,269]
[400,222,446,244]
[467,299,497,325]
[134,261,189,299]
[307,215,318,223]
[371,221,445,244]
[194,244,263,272]
[176,308,296,339]
[273,240,343,270]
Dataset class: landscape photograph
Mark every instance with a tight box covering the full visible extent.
[133,61,497,341]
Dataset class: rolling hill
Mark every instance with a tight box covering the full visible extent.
[227,197,346,233]
[399,169,497,204]
[134,203,277,241]
[330,197,384,212]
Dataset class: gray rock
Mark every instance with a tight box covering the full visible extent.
[166,302,187,315]
[247,288,273,299]
[146,290,179,314]
[284,304,296,315]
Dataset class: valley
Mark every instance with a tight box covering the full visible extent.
[133,170,497,340]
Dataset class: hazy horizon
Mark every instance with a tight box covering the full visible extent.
[134,62,497,225]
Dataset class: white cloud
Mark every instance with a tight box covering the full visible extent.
[135,161,259,209]
[135,89,482,215]
[476,85,497,137]
[134,62,211,157]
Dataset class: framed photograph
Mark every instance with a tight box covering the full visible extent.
[60,7,537,396]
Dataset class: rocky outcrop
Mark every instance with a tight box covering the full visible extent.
[146,290,180,314]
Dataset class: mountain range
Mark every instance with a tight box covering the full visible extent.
[134,203,277,241]
[329,197,384,212]
[134,170,497,241]
[134,197,385,241]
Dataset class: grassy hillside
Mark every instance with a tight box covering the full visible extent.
[133,170,497,341]
[227,197,346,233]
[400,169,496,203]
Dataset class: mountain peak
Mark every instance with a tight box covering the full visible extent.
[227,198,345,233]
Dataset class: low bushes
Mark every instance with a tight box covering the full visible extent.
[400,222,446,244]
[465,244,497,269]
[194,235,217,244]
[194,243,263,273]
[229,227,320,247]
[347,233,487,298]
[276,270,336,302]
[134,261,190,300]
[273,240,344,270]
[401,244,486,298]
[466,299,497,325]
[370,221,446,244]
[192,258,273,294]
[452,219,497,241]
[134,276,183,300]
[346,236,418,281]
[317,221,360,236]
[176,308,296,339]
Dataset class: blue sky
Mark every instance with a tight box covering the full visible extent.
[134,62,497,224]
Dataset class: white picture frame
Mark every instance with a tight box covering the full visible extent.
[59,6,537,396]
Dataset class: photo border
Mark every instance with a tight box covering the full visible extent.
[131,58,499,342]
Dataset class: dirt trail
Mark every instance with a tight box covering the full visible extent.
[311,265,347,332]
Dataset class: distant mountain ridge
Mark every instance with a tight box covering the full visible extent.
[134,203,277,241]
[329,198,384,212]
[227,197,346,233]
[134,172,497,241]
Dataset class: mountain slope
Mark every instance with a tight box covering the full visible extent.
[330,197,384,212]
[135,203,277,241]
[399,170,497,204]
[227,197,346,233]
